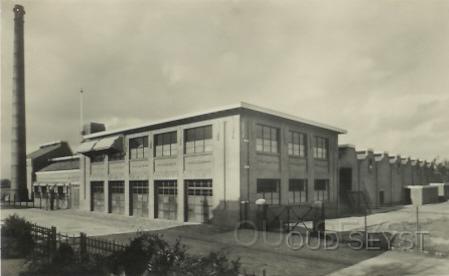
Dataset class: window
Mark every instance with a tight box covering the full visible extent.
[109,151,125,161]
[313,136,328,160]
[91,154,105,163]
[288,131,306,157]
[314,179,329,201]
[256,179,280,204]
[289,179,307,204]
[129,136,149,160]
[184,125,212,154]
[155,131,177,157]
[256,125,279,154]
[186,180,213,196]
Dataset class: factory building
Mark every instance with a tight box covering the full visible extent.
[24,104,448,225]
[338,145,447,212]
[70,102,346,225]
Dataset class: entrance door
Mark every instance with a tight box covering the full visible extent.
[71,186,80,209]
[91,182,105,212]
[131,181,149,217]
[185,180,213,223]
[155,180,177,220]
[379,191,385,205]
[339,168,352,203]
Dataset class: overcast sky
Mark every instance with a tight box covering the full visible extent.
[1,0,448,178]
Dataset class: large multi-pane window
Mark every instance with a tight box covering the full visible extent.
[314,179,329,202]
[256,125,279,154]
[156,180,178,220]
[184,125,212,154]
[288,179,307,204]
[109,181,125,214]
[155,132,178,157]
[186,180,213,223]
[288,131,306,157]
[131,181,149,217]
[313,136,328,160]
[256,179,280,205]
[129,136,149,160]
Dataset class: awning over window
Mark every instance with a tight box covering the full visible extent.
[93,136,123,152]
[75,140,98,153]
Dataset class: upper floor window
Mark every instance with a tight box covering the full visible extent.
[91,154,105,163]
[288,131,306,157]
[185,125,212,154]
[313,136,328,160]
[109,151,125,161]
[256,125,279,154]
[129,136,149,160]
[155,131,177,157]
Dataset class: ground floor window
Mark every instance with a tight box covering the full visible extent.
[288,179,307,204]
[186,180,213,223]
[155,180,178,220]
[91,181,105,212]
[314,179,329,202]
[379,190,385,205]
[131,181,149,217]
[109,181,125,214]
[256,179,280,205]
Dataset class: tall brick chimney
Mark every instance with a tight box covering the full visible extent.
[10,4,27,200]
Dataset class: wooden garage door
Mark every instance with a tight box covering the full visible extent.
[186,180,213,223]
[155,180,177,220]
[131,181,149,217]
[91,182,104,212]
[109,181,125,214]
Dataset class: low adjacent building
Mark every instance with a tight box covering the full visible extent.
[33,156,80,210]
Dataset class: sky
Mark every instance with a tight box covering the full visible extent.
[1,0,448,178]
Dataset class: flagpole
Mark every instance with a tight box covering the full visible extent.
[80,89,84,137]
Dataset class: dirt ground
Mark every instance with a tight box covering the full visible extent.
[2,203,449,275]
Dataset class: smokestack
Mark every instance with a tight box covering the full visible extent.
[10,4,27,200]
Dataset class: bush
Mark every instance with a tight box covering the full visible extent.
[23,243,108,276]
[1,214,34,258]
[107,232,241,276]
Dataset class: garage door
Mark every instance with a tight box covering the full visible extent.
[109,181,125,214]
[186,180,213,223]
[155,180,177,220]
[131,181,149,217]
[91,182,104,212]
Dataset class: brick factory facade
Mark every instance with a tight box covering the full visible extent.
[28,103,448,226]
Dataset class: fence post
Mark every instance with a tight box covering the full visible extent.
[80,232,87,260]
[50,226,57,257]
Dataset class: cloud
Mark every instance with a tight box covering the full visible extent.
[1,0,449,177]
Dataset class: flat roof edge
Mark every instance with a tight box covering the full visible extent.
[84,102,347,139]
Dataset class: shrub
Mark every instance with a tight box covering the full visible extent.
[107,232,241,276]
[23,243,108,276]
[1,214,34,258]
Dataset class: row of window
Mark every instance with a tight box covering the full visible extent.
[256,179,329,205]
[256,125,329,159]
[91,124,329,162]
